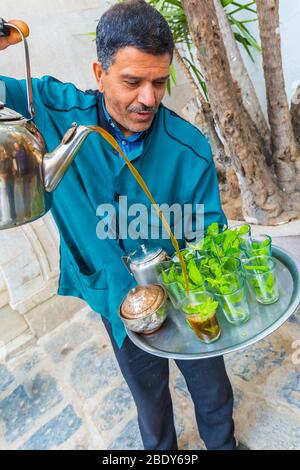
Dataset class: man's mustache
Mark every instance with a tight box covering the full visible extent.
[128,104,158,114]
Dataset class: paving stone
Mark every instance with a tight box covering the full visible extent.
[288,314,300,324]
[236,399,300,450]
[43,322,93,363]
[175,419,185,441]
[225,337,286,383]
[279,370,300,411]
[93,382,135,433]
[4,331,37,362]
[25,296,85,338]
[87,310,103,325]
[232,386,244,410]
[0,372,63,443]
[174,373,190,399]
[17,353,40,374]
[179,430,205,451]
[174,410,204,450]
[0,305,28,345]
[20,405,82,450]
[0,365,14,393]
[287,304,300,324]
[70,345,120,399]
[108,419,143,450]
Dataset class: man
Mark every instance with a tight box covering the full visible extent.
[0,0,237,450]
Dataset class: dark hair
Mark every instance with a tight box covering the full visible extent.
[96,0,174,70]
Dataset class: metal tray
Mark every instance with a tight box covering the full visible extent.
[126,246,300,359]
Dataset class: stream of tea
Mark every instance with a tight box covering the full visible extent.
[89,125,190,294]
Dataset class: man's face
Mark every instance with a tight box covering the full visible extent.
[93,47,171,137]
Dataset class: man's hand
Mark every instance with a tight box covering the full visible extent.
[0,19,29,51]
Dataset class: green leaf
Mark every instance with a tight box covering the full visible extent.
[161,269,169,284]
[230,16,261,52]
[186,239,204,252]
[183,298,218,317]
[189,264,204,286]
[168,264,177,283]
[243,265,269,272]
[166,78,171,95]
[229,1,257,16]
[207,222,219,236]
[266,273,275,291]
[170,62,177,85]
[238,225,250,235]
[221,0,234,6]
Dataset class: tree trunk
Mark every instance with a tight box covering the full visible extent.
[174,47,227,169]
[256,0,300,192]
[181,0,300,225]
[291,84,300,148]
[182,97,243,220]
[213,0,271,158]
[181,97,226,171]
[176,44,243,218]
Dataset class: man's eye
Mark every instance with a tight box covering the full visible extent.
[124,81,139,86]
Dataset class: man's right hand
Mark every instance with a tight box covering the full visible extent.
[0,19,29,51]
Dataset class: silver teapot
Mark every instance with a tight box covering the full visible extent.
[122,243,169,286]
[0,19,94,229]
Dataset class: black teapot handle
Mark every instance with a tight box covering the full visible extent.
[0,18,10,37]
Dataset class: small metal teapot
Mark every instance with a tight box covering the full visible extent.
[122,243,169,285]
[0,19,94,229]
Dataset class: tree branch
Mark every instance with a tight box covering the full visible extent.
[181,0,300,225]
[174,46,206,108]
[174,46,227,170]
[213,0,271,157]
[291,83,300,148]
[256,0,300,192]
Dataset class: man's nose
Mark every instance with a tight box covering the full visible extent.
[138,85,156,108]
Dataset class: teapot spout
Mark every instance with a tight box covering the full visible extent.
[43,123,93,192]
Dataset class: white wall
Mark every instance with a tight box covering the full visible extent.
[0,0,108,91]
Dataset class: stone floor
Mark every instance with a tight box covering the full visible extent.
[0,235,300,450]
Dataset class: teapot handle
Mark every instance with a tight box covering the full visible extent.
[121,255,133,276]
[0,19,35,118]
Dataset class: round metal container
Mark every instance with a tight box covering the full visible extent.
[119,284,167,334]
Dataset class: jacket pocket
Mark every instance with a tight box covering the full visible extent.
[58,241,108,314]
[65,243,108,290]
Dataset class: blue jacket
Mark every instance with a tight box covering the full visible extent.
[0,75,227,347]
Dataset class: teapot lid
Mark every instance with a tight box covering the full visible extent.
[129,243,163,265]
[0,104,23,122]
[119,284,165,319]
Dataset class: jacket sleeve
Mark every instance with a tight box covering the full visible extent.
[0,75,40,116]
[0,75,50,136]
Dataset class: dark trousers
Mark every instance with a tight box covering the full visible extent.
[102,317,236,450]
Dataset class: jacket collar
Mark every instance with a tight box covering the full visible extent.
[86,89,160,140]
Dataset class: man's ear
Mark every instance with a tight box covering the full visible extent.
[92,61,105,93]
